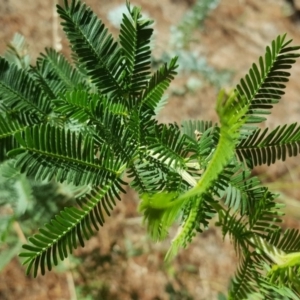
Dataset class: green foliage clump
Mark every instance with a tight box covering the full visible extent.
[1,0,300,298]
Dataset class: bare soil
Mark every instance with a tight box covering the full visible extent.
[1,0,300,299]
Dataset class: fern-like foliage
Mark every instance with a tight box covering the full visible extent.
[57,0,125,96]
[237,123,300,166]
[1,1,300,299]
[236,34,300,126]
[0,113,25,161]
[19,184,119,277]
[10,124,125,186]
[0,57,51,117]
[32,48,85,99]
[119,3,153,95]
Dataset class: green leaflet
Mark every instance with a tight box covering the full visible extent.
[139,90,249,259]
[164,196,202,261]
[18,180,126,277]
[180,90,248,200]
[138,192,181,241]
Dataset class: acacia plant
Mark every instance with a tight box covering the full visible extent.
[1,0,300,298]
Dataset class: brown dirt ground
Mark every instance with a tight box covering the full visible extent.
[1,0,300,299]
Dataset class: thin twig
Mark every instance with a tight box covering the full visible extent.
[53,0,62,51]
[13,221,27,243]
[65,268,78,300]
